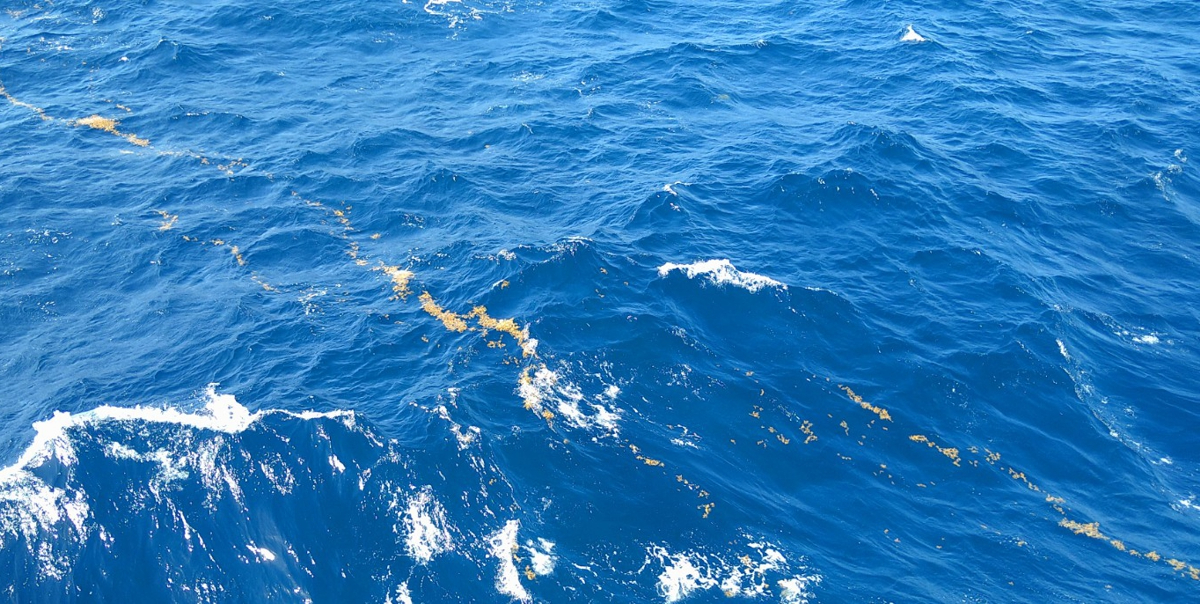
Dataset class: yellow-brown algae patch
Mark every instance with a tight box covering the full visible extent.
[1167,559,1186,572]
[1145,551,1161,562]
[524,567,536,581]
[216,159,248,176]
[470,307,524,341]
[1045,494,1066,514]
[1,85,51,121]
[840,385,893,421]
[375,264,413,300]
[251,274,276,292]
[641,457,664,467]
[519,368,537,410]
[698,502,715,518]
[230,245,246,266]
[1007,468,1040,491]
[420,292,469,332]
[124,133,150,147]
[332,208,352,229]
[800,420,817,444]
[1059,519,1106,540]
[75,114,151,147]
[940,447,961,466]
[76,114,118,133]
[776,434,790,445]
[156,210,178,231]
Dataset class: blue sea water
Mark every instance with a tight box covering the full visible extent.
[1,0,1198,601]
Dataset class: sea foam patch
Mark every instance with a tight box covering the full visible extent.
[900,24,928,43]
[519,365,621,435]
[647,542,818,603]
[488,520,530,601]
[657,259,787,293]
[402,487,454,564]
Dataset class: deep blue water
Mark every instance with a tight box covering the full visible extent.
[2,0,1199,601]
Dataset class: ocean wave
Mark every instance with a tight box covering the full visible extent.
[658,259,787,293]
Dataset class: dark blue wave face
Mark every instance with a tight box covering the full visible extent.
[1,0,1198,602]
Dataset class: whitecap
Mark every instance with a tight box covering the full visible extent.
[652,548,716,603]
[900,24,928,43]
[647,541,818,602]
[246,543,277,562]
[402,487,453,564]
[385,583,413,604]
[519,365,621,435]
[526,538,556,576]
[488,520,530,601]
[657,259,787,293]
[778,575,822,604]
[662,181,691,196]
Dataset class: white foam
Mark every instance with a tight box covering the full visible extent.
[403,487,453,564]
[434,404,482,450]
[526,538,556,576]
[900,24,927,43]
[657,259,786,293]
[663,181,691,196]
[488,520,530,601]
[1056,338,1070,361]
[385,583,413,604]
[521,334,539,358]
[653,548,716,603]
[648,542,818,603]
[6,385,255,479]
[519,366,621,435]
[778,575,822,604]
[246,544,277,562]
[0,476,86,542]
[1132,334,1160,345]
[328,455,346,473]
[1,384,356,482]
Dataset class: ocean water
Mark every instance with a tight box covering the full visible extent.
[1,0,1198,601]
